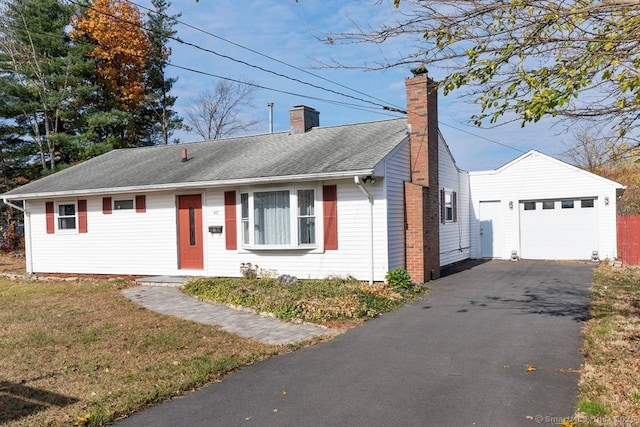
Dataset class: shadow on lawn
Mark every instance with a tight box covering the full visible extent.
[0,380,78,424]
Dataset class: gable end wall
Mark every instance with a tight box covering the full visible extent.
[469,152,619,260]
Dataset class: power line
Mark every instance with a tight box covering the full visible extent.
[167,63,403,118]
[125,0,407,112]
[439,121,526,153]
[69,0,402,114]
[12,3,525,150]
[1,18,402,119]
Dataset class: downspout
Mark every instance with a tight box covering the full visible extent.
[2,198,33,275]
[3,198,24,213]
[354,176,374,285]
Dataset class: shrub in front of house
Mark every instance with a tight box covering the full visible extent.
[385,268,413,291]
[183,276,428,324]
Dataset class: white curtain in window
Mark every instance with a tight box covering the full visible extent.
[254,191,290,244]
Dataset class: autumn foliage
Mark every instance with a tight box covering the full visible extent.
[599,164,640,216]
[72,0,150,110]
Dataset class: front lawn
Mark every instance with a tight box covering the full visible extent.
[0,278,279,426]
[576,265,640,425]
[0,252,427,426]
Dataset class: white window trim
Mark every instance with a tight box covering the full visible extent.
[443,189,456,223]
[296,189,317,247]
[55,200,78,234]
[237,184,323,251]
[113,198,135,211]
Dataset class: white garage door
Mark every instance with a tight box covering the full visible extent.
[519,198,598,260]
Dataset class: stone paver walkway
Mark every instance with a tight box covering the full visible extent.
[121,286,334,346]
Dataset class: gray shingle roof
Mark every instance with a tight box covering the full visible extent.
[2,118,408,199]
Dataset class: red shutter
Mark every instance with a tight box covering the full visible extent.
[102,197,112,214]
[46,202,55,234]
[224,191,237,250]
[78,200,88,233]
[136,195,146,213]
[440,189,446,224]
[323,185,338,250]
[452,191,458,223]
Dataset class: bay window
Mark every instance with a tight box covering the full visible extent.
[240,188,316,247]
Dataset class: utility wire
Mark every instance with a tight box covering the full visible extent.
[439,122,526,153]
[167,63,403,117]
[125,0,407,112]
[118,1,537,152]
[75,0,529,149]
[69,0,402,113]
[1,17,402,119]
[17,3,529,151]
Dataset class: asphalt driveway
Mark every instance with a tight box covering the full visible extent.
[116,260,594,427]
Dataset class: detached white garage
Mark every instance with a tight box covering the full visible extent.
[469,150,625,261]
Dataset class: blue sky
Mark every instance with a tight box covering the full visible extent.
[135,0,572,171]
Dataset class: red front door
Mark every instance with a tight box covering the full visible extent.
[177,195,203,269]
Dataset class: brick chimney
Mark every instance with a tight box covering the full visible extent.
[290,105,319,134]
[404,68,440,283]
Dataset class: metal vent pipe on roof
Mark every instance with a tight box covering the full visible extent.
[268,102,274,133]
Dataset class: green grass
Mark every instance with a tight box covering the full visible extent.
[577,399,609,417]
[183,276,429,324]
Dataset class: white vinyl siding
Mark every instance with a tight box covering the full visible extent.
[28,192,184,275]
[384,139,410,272]
[208,179,390,281]
[438,134,471,267]
[469,151,620,260]
[26,178,395,281]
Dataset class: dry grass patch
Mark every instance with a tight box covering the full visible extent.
[0,278,279,426]
[576,265,640,425]
[0,251,25,274]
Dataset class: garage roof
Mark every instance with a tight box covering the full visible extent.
[470,150,625,194]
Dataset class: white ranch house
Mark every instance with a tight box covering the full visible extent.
[1,71,625,283]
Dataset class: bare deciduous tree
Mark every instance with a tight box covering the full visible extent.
[185,80,260,140]
[559,123,640,214]
[559,124,627,173]
[326,0,640,140]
